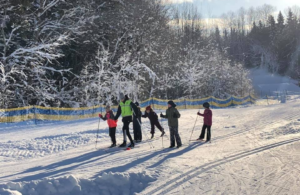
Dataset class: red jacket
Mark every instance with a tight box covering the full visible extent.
[101,110,117,128]
[198,109,212,126]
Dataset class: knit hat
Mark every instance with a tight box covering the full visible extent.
[119,93,125,100]
[146,106,151,111]
[135,102,139,106]
[105,105,111,110]
[168,100,176,107]
[203,102,210,108]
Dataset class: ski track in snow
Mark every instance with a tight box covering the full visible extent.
[0,131,102,159]
[0,100,300,195]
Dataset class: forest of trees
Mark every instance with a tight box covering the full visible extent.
[215,4,300,82]
[0,0,298,108]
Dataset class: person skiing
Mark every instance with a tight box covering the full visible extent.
[99,105,118,148]
[142,105,165,139]
[133,102,142,143]
[197,102,212,142]
[160,101,182,148]
[114,93,139,148]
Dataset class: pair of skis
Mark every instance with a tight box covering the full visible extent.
[189,139,211,143]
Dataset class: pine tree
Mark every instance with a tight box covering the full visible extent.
[214,26,222,51]
[277,11,285,31]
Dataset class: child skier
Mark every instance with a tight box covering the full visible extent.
[160,101,182,148]
[197,102,212,142]
[99,105,118,148]
[133,102,142,142]
[142,105,165,139]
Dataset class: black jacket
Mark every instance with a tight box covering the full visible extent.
[133,107,142,122]
[142,110,159,124]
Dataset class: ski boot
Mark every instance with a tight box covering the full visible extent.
[128,142,135,148]
[151,134,154,139]
[109,143,116,148]
[119,142,127,147]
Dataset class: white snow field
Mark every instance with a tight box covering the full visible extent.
[1,100,300,195]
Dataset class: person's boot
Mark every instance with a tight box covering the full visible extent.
[128,142,135,148]
[169,145,175,148]
[119,141,126,147]
[160,130,165,137]
[109,143,116,148]
[176,144,182,148]
[151,134,154,139]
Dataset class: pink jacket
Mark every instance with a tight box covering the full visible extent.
[198,109,212,126]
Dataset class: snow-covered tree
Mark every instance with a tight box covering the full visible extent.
[176,47,253,99]
[0,1,73,108]
[75,44,156,107]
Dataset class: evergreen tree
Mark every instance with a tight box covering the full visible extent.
[277,11,285,30]
[214,26,222,51]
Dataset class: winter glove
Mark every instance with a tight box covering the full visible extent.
[99,114,102,118]
[160,113,164,118]
[173,113,177,118]
[197,112,200,115]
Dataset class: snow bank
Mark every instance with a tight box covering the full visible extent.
[0,172,155,195]
[0,188,22,195]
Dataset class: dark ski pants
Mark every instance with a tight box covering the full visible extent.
[123,120,134,144]
[169,126,182,147]
[151,121,164,134]
[199,124,211,141]
[109,127,116,144]
[133,119,142,141]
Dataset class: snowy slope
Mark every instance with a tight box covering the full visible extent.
[0,100,300,195]
[250,68,300,96]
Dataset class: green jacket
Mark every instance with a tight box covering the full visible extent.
[114,99,138,123]
[163,107,180,127]
[119,100,133,117]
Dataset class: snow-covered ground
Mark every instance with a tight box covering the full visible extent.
[1,100,300,195]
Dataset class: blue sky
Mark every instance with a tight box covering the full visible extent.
[168,0,300,17]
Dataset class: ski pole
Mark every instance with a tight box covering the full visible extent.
[189,110,199,143]
[95,117,101,150]
[160,114,164,148]
[132,109,154,149]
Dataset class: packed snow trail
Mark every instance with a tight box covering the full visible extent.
[0,100,300,195]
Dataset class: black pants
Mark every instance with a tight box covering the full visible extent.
[123,120,134,144]
[151,121,164,134]
[109,127,116,144]
[133,118,142,141]
[170,126,182,146]
[199,125,211,141]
